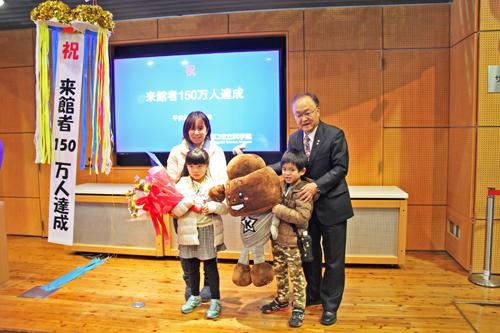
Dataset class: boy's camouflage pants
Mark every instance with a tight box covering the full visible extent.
[272,243,306,310]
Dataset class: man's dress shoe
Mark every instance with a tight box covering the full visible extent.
[320,311,337,325]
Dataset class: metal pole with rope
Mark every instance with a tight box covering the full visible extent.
[469,187,500,287]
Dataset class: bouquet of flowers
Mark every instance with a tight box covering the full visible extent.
[127,165,205,241]
[127,166,182,241]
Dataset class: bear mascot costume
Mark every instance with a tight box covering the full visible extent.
[209,154,281,287]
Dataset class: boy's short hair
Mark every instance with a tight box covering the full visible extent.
[280,149,308,170]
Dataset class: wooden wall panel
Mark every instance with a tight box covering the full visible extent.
[475,127,500,219]
[383,128,448,205]
[229,10,303,51]
[38,164,50,237]
[0,201,8,284]
[304,7,381,51]
[287,51,304,127]
[406,205,446,250]
[159,14,228,38]
[450,0,478,46]
[2,197,41,236]
[306,50,382,185]
[96,167,148,184]
[342,126,382,186]
[477,31,500,126]
[383,49,449,127]
[383,4,449,49]
[449,34,477,127]
[286,127,297,139]
[448,128,475,219]
[76,168,97,185]
[0,67,35,133]
[110,19,157,43]
[0,29,33,67]
[0,29,38,237]
[0,134,39,198]
[479,0,500,31]
[471,219,500,273]
[446,208,472,268]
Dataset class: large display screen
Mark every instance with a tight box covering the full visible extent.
[112,37,286,165]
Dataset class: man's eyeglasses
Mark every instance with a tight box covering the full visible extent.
[294,108,317,119]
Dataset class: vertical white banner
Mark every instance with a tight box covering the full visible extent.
[48,32,84,245]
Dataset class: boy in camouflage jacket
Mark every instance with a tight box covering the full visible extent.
[261,149,313,328]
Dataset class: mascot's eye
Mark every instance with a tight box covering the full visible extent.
[238,192,244,199]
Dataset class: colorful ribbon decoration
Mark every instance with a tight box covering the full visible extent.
[89,27,112,174]
[34,22,52,164]
[79,30,94,169]
[50,27,59,93]
[32,1,114,175]
[0,139,4,169]
[41,258,105,292]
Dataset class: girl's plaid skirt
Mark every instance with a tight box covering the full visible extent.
[178,224,226,260]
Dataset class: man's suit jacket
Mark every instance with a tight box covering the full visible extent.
[273,121,354,225]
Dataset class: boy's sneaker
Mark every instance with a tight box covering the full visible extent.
[288,309,305,327]
[181,295,202,314]
[260,299,289,314]
[206,299,221,319]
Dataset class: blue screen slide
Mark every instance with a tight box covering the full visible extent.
[113,50,281,153]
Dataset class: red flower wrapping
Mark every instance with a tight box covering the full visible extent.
[132,167,184,241]
[128,166,206,240]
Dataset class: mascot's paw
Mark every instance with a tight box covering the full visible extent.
[232,143,247,156]
[208,185,226,202]
[232,263,252,287]
[250,262,274,287]
[270,224,279,240]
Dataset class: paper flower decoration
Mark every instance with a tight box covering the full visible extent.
[72,4,115,32]
[30,0,72,26]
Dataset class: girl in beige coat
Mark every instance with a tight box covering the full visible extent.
[172,148,227,319]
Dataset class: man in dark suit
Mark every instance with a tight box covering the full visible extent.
[272,92,353,325]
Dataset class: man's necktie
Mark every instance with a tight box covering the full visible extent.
[304,134,311,158]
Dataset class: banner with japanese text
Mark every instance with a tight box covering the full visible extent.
[48,32,84,245]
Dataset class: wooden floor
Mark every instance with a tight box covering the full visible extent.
[1,236,499,333]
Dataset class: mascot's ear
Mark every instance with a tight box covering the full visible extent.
[209,184,226,202]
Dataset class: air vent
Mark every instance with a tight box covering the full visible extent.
[448,220,461,239]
